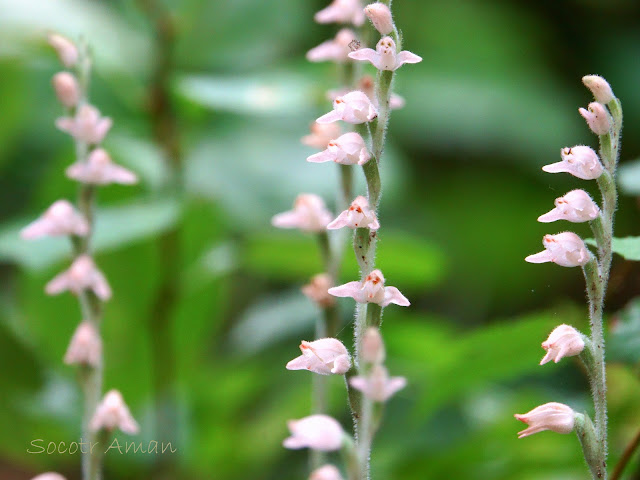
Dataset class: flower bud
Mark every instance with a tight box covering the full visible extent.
[272,194,332,233]
[540,324,585,365]
[542,146,603,180]
[361,327,385,365]
[52,72,80,108]
[364,3,394,35]
[48,34,78,68]
[525,232,591,268]
[537,189,599,223]
[310,465,344,480]
[32,474,67,480]
[302,273,335,308]
[579,102,610,136]
[514,402,576,438]
[64,321,102,367]
[283,414,345,451]
[582,75,614,104]
[90,390,139,435]
[286,338,351,375]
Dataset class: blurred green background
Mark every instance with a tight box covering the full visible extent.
[1,0,640,479]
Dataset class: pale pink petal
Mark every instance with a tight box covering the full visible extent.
[308,150,337,164]
[542,162,570,174]
[348,376,367,392]
[395,51,422,69]
[537,210,564,223]
[384,377,407,398]
[347,48,381,69]
[368,217,380,230]
[358,148,371,165]
[326,211,350,230]
[20,220,52,239]
[91,271,112,301]
[105,164,138,185]
[45,273,71,296]
[382,286,410,307]
[316,110,342,124]
[328,281,362,301]
[525,251,553,264]
[92,118,113,144]
[331,354,351,374]
[55,117,74,133]
[272,211,303,228]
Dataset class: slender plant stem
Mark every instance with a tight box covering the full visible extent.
[611,427,640,480]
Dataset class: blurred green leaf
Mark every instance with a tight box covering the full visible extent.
[617,158,640,195]
[585,236,640,260]
[609,298,640,364]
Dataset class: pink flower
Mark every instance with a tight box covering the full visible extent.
[361,327,385,365]
[525,232,591,268]
[310,465,344,480]
[316,91,378,124]
[48,34,78,68]
[55,104,112,145]
[64,321,102,367]
[52,72,80,109]
[349,365,406,402]
[364,3,394,35]
[348,36,422,71]
[582,75,615,104]
[20,200,89,239]
[286,338,351,375]
[514,402,576,438]
[579,102,610,136]
[542,146,603,180]
[45,255,112,300]
[328,269,410,307]
[307,29,358,63]
[66,148,138,185]
[328,77,405,110]
[537,189,600,223]
[283,414,345,451]
[307,132,371,166]
[302,273,336,308]
[90,390,139,435]
[32,474,67,480]
[540,324,585,365]
[272,194,332,232]
[327,196,379,230]
[301,122,342,149]
[314,0,365,26]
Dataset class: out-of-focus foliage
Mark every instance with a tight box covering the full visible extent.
[1,0,640,479]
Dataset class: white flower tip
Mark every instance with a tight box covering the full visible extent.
[48,33,78,67]
[582,75,615,104]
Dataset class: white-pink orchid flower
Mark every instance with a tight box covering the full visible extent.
[540,324,585,365]
[55,104,112,145]
[283,414,345,451]
[302,122,342,149]
[272,194,332,233]
[64,321,102,367]
[579,102,610,136]
[542,146,603,180]
[514,402,576,438]
[349,365,406,402]
[537,189,600,223]
[348,36,422,71]
[302,273,336,308]
[307,29,357,63]
[20,200,89,239]
[316,91,378,124]
[314,0,365,26]
[66,148,138,185]
[90,390,139,435]
[327,196,379,230]
[307,132,371,166]
[328,77,405,110]
[310,465,344,480]
[52,72,80,109]
[286,338,351,375]
[525,232,591,268]
[45,255,112,300]
[582,75,615,104]
[328,269,409,307]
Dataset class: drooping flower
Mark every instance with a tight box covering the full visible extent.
[357,75,405,110]
[310,465,344,480]
[349,364,406,402]
[348,36,422,71]
[66,148,138,185]
[542,146,603,180]
[540,324,585,365]
[286,338,351,375]
[48,33,78,68]
[55,104,112,145]
[302,273,336,308]
[64,321,102,367]
[364,3,394,35]
[582,75,615,104]
[514,402,576,438]
[314,0,365,26]
[307,132,371,166]
[302,122,342,149]
[307,29,358,63]
[327,196,379,230]
[20,200,89,239]
[283,414,345,451]
[525,232,591,268]
[579,102,610,136]
[316,91,378,124]
[328,269,410,307]
[272,194,332,232]
[537,189,600,223]
[52,72,80,109]
[45,255,112,300]
[90,390,139,435]
[32,473,67,480]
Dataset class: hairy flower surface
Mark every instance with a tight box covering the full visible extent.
[328,195,379,230]
[66,148,138,185]
[272,194,332,232]
[302,122,342,149]
[582,75,615,104]
[56,104,112,145]
[316,91,378,124]
[302,273,336,308]
[329,269,409,307]
[21,200,89,239]
[525,232,591,267]
[579,102,610,136]
[308,132,371,166]
[64,321,102,367]
[537,189,600,223]
[364,3,394,35]
[348,36,422,71]
[286,338,351,375]
[307,29,358,63]
[283,414,345,451]
[349,365,406,402]
[45,255,112,300]
[314,0,365,26]
[542,146,603,180]
[90,390,139,434]
[514,402,576,438]
[540,324,585,365]
[310,465,344,480]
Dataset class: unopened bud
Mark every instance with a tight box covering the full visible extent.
[579,102,610,136]
[361,327,385,364]
[64,321,102,367]
[365,3,394,35]
[48,34,78,68]
[52,72,80,108]
[582,75,615,104]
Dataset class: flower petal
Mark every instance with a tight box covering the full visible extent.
[382,286,410,307]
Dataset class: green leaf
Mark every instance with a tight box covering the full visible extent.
[617,158,640,195]
[585,236,640,260]
[609,298,640,364]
